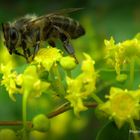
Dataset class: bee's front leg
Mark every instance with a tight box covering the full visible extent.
[21,40,30,62]
[62,39,78,64]
[32,42,40,59]
[48,40,56,47]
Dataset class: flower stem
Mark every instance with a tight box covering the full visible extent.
[92,93,104,104]
[0,102,97,127]
[129,118,140,140]
[22,90,29,140]
[129,58,135,89]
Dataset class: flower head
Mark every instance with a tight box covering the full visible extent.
[99,87,140,128]
[33,47,62,71]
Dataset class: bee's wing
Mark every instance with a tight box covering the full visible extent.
[15,8,83,28]
[23,8,84,25]
[45,8,84,16]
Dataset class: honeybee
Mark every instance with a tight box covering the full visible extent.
[2,8,85,63]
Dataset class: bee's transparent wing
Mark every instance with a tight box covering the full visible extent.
[45,8,84,16]
[14,8,83,28]
[25,8,84,24]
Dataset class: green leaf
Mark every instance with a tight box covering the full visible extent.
[96,121,129,140]
[13,63,29,73]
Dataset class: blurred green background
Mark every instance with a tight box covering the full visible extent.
[0,0,140,140]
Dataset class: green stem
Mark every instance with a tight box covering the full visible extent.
[129,118,140,140]
[92,93,104,104]
[0,101,97,127]
[22,90,29,140]
[129,58,135,89]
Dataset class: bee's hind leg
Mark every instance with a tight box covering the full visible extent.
[60,33,79,64]
[46,25,78,63]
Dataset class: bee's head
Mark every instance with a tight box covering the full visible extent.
[2,22,19,55]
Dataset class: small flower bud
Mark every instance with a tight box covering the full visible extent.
[32,114,50,132]
[60,56,76,70]
[0,129,17,140]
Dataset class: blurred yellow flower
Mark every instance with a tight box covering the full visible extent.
[104,37,124,76]
[0,64,20,101]
[99,87,140,128]
[21,65,50,97]
[1,64,50,101]
[104,35,140,77]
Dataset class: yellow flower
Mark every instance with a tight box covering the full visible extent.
[119,39,140,61]
[99,87,140,128]
[33,47,62,71]
[0,64,20,101]
[65,54,97,116]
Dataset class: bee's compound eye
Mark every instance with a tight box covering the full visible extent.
[10,28,18,42]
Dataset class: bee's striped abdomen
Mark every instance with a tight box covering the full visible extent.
[50,16,85,39]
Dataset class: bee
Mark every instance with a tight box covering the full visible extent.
[1,8,85,62]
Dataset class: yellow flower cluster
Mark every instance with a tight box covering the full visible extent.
[99,87,140,128]
[65,53,97,116]
[104,34,140,80]
[0,46,77,101]
[0,64,50,101]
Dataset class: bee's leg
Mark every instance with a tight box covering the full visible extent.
[21,40,30,62]
[48,40,56,47]
[27,48,31,57]
[59,33,78,63]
